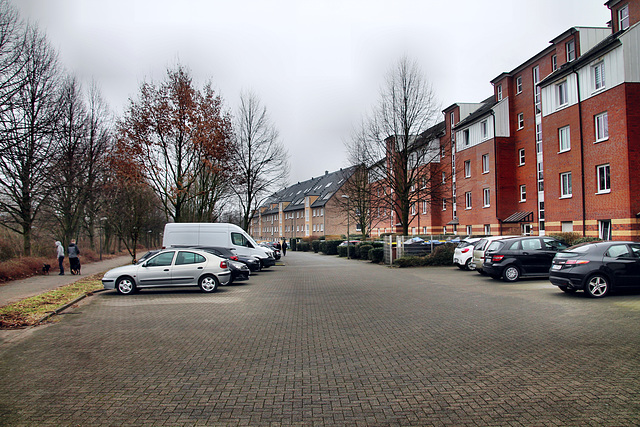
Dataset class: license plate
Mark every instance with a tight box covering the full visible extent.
[551,264,562,271]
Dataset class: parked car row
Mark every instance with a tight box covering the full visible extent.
[103,222,279,295]
[453,236,640,298]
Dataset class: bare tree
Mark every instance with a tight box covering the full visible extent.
[47,76,112,245]
[0,23,61,255]
[341,122,372,239]
[117,65,234,223]
[350,57,443,236]
[232,90,289,231]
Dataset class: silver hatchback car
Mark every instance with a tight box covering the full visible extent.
[102,249,231,295]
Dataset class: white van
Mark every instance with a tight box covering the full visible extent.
[162,223,275,268]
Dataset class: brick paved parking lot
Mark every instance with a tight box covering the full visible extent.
[2,251,640,425]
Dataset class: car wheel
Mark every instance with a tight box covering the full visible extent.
[464,259,472,271]
[559,286,577,294]
[584,274,609,298]
[116,276,136,295]
[199,274,219,293]
[502,265,520,282]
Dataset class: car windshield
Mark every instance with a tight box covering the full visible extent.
[476,239,488,251]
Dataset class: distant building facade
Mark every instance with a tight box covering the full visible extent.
[249,167,356,241]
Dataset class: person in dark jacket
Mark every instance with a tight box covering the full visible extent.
[68,239,81,275]
[282,240,288,256]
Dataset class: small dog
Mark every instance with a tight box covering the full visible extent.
[42,264,51,275]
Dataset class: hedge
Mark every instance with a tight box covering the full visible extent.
[369,247,384,263]
[322,240,342,255]
[393,243,456,268]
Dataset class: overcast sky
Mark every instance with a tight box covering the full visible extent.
[12,0,610,185]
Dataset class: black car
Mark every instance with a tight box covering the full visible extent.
[483,236,569,282]
[195,246,262,273]
[549,241,640,298]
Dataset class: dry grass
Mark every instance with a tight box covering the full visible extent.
[0,273,103,329]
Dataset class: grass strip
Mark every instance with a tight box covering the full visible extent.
[0,273,103,329]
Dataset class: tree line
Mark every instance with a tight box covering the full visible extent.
[0,0,288,260]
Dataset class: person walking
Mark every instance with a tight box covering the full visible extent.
[68,239,81,275]
[55,241,65,275]
[282,240,288,256]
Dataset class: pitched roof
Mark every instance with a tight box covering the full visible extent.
[260,166,357,211]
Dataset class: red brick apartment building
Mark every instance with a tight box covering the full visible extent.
[442,0,640,241]
[252,0,639,242]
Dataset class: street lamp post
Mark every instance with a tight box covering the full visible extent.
[342,195,350,259]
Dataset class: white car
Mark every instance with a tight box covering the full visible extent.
[453,238,481,270]
[102,248,231,295]
[469,235,518,274]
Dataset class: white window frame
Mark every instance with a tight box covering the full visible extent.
[536,123,542,153]
[559,126,571,153]
[619,4,630,30]
[593,61,605,92]
[483,188,490,207]
[516,76,523,94]
[466,225,472,235]
[599,220,612,241]
[482,154,489,173]
[465,191,472,209]
[597,164,611,194]
[463,129,470,146]
[556,80,568,107]
[520,185,526,202]
[552,55,558,71]
[560,172,572,198]
[441,172,446,184]
[519,148,525,166]
[484,224,491,235]
[595,112,609,142]
[497,84,503,101]
[518,113,524,130]
[441,199,446,211]
[481,120,488,140]
[566,40,575,62]
[464,160,471,178]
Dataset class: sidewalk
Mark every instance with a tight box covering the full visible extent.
[0,255,132,307]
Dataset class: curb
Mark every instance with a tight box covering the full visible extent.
[36,289,108,325]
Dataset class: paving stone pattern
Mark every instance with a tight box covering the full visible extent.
[1,252,640,425]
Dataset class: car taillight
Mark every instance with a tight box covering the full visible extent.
[565,259,590,265]
[491,255,505,262]
[220,260,228,269]
[461,248,470,253]
[230,256,239,261]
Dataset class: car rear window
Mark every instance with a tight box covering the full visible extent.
[486,241,503,252]
[458,241,474,249]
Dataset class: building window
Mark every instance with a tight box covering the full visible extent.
[552,55,558,71]
[481,120,488,139]
[595,112,609,142]
[560,172,572,198]
[599,220,612,240]
[516,76,522,94]
[518,113,524,129]
[519,148,525,165]
[619,4,630,30]
[562,221,573,232]
[522,224,532,236]
[441,172,446,184]
[536,124,542,153]
[466,225,472,235]
[597,164,611,193]
[484,224,491,235]
[559,126,571,152]
[465,191,472,209]
[482,154,489,173]
[450,111,455,127]
[520,185,526,202]
[483,188,490,207]
[497,84,503,101]
[556,80,568,107]
[537,162,544,192]
[463,129,470,146]
[464,160,471,178]
[593,61,605,91]
[442,199,446,211]
[566,40,575,62]
[411,203,416,215]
